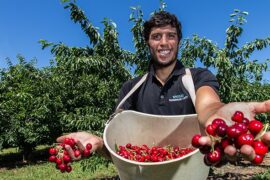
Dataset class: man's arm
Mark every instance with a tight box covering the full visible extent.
[195,86,224,126]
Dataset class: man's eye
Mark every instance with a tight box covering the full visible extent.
[168,34,176,39]
[151,34,161,40]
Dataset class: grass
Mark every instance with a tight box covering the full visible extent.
[0,161,118,180]
[0,146,118,180]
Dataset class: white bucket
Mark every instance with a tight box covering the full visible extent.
[103,110,209,180]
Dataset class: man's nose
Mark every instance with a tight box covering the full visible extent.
[160,35,169,45]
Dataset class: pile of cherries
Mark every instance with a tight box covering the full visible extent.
[192,111,268,166]
[116,143,195,162]
[48,138,92,173]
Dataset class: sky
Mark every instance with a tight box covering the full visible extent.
[0,0,270,80]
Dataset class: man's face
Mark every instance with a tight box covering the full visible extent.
[148,25,179,67]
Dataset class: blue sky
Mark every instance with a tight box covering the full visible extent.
[0,0,270,80]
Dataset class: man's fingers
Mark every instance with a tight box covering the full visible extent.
[199,136,212,146]
[240,144,256,161]
[75,139,85,151]
[64,144,81,161]
[224,145,238,161]
[262,132,270,146]
[249,100,270,114]
[56,135,66,143]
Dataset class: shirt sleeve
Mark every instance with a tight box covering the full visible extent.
[191,68,219,94]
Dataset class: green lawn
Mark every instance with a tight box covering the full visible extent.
[0,162,118,180]
[0,146,118,180]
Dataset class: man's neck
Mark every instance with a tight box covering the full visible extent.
[154,61,176,86]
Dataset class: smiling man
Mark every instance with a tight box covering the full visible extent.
[57,11,270,166]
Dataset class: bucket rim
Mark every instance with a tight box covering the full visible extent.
[103,110,200,166]
[109,110,197,119]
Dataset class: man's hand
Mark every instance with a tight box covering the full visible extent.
[198,100,270,162]
[56,132,109,160]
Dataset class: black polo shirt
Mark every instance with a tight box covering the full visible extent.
[116,61,219,115]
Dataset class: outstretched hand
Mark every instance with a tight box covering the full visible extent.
[199,99,270,162]
[56,132,106,160]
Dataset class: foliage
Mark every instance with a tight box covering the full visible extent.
[180,9,270,104]
[129,6,149,75]
[0,55,63,158]
[39,0,132,137]
[252,168,270,180]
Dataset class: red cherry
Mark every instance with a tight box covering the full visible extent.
[63,150,69,155]
[83,149,91,157]
[151,155,158,162]
[252,154,264,165]
[55,158,62,165]
[215,124,228,137]
[63,155,72,163]
[206,150,221,165]
[221,138,232,150]
[58,163,66,172]
[226,125,242,139]
[86,143,92,151]
[65,165,72,173]
[191,134,202,148]
[206,124,216,136]
[125,143,132,149]
[48,155,56,162]
[253,141,268,156]
[248,120,263,135]
[74,149,81,157]
[212,118,226,126]
[231,111,244,123]
[49,148,57,155]
[242,117,250,125]
[64,138,76,148]
[237,133,254,146]
[235,123,248,134]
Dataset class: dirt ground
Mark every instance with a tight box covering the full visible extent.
[207,153,270,180]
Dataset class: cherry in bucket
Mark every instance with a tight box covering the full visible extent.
[116,143,195,162]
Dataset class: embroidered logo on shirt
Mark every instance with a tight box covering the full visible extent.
[169,94,188,102]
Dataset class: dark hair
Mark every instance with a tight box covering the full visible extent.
[143,11,182,42]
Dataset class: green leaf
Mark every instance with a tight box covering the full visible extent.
[130,6,137,10]
[115,142,119,152]
[241,11,249,15]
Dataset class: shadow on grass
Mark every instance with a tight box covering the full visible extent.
[0,148,49,170]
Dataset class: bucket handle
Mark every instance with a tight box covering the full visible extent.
[105,108,123,125]
[105,73,148,125]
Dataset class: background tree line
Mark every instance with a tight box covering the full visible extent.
[0,0,269,164]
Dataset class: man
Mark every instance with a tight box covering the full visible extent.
[57,11,270,163]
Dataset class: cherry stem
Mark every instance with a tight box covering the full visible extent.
[254,123,269,141]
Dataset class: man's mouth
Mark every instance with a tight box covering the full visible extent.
[159,49,171,57]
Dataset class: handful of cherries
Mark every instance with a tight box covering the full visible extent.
[48,138,92,173]
[192,111,268,166]
[116,143,195,162]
